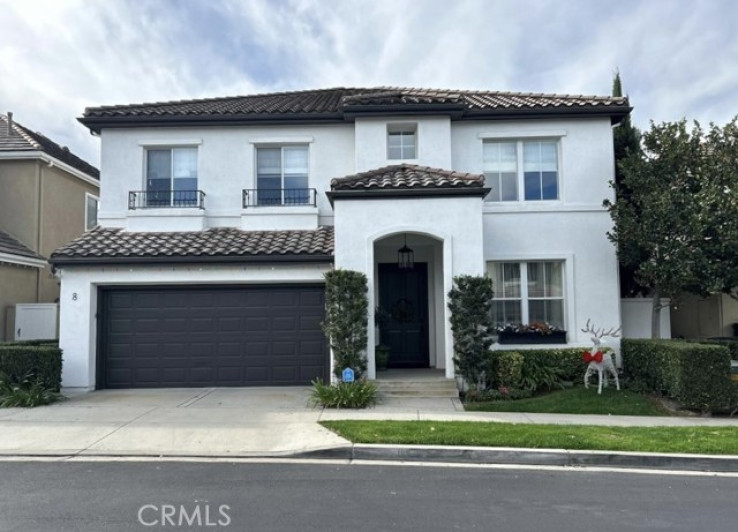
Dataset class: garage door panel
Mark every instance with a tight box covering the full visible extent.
[100,285,327,388]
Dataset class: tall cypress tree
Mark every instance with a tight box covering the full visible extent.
[611,71,645,296]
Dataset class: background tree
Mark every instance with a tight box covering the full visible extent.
[606,120,705,338]
[447,275,495,390]
[322,269,369,378]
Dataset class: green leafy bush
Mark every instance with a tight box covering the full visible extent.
[697,339,738,360]
[495,351,523,388]
[519,352,566,392]
[310,379,378,409]
[1,339,59,347]
[0,345,62,392]
[622,339,737,413]
[448,275,495,390]
[0,372,61,407]
[466,387,533,402]
[322,269,369,379]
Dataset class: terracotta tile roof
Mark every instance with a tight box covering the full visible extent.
[50,226,334,265]
[0,231,45,262]
[331,164,484,191]
[0,114,99,179]
[80,87,629,126]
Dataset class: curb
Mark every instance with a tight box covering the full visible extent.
[297,444,738,472]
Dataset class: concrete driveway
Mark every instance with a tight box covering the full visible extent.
[0,388,350,457]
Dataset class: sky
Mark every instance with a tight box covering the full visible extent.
[1,0,736,167]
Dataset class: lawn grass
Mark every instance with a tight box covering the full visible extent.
[320,420,738,455]
[464,386,670,416]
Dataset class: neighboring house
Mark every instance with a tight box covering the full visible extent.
[50,88,630,390]
[0,113,100,341]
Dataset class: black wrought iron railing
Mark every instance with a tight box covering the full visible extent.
[242,188,317,208]
[128,190,206,210]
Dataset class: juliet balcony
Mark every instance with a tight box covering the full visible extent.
[241,188,319,231]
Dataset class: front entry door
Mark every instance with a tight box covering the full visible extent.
[378,263,429,368]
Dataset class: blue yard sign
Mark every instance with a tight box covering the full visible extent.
[342,368,355,383]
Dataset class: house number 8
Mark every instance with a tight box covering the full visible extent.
[72,293,78,301]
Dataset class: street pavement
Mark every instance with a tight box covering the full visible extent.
[2,460,737,532]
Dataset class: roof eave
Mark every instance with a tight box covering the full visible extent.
[50,253,335,267]
[78,112,346,134]
[327,187,490,206]
[461,105,633,124]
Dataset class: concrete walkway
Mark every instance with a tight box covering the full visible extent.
[0,389,736,459]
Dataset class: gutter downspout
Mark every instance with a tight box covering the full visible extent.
[35,160,46,301]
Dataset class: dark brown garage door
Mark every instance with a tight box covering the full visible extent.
[98,285,328,389]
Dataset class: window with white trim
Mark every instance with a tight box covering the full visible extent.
[145,147,198,206]
[85,194,98,231]
[256,145,309,205]
[488,261,565,328]
[387,124,417,160]
[483,140,559,201]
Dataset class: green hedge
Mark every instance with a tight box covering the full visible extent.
[493,348,588,382]
[697,339,738,360]
[622,339,736,413]
[1,339,59,347]
[0,345,63,392]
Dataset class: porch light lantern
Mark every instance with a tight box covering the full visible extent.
[397,233,414,270]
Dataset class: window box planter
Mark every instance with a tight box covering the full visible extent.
[497,330,567,345]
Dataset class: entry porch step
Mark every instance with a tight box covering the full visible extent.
[374,378,459,399]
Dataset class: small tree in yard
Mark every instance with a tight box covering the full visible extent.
[448,275,495,391]
[321,269,369,379]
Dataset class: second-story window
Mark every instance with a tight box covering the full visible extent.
[387,124,417,160]
[483,140,560,202]
[145,147,198,207]
[256,146,309,205]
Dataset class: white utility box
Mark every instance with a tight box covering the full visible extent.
[13,303,59,341]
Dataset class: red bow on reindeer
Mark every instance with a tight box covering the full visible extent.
[582,350,603,364]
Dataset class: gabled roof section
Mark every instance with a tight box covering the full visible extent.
[331,164,484,191]
[79,87,631,132]
[327,164,489,203]
[0,114,100,179]
[0,231,45,266]
[50,226,334,266]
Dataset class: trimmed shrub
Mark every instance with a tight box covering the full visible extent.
[448,275,495,391]
[1,339,59,347]
[467,387,533,402]
[0,345,62,392]
[0,372,61,407]
[622,339,736,413]
[495,351,524,389]
[322,269,369,379]
[492,348,588,384]
[697,339,738,360]
[310,379,378,409]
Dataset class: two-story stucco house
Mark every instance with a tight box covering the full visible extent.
[0,113,100,342]
[51,88,631,391]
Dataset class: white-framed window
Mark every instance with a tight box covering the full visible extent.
[483,140,559,201]
[85,193,98,231]
[145,147,198,207]
[488,261,565,328]
[255,145,309,205]
[387,124,417,160]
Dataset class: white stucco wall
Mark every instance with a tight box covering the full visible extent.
[98,124,355,230]
[354,116,452,171]
[622,298,672,339]
[333,195,485,379]
[58,263,331,390]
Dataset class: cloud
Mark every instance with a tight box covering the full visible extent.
[1,0,736,166]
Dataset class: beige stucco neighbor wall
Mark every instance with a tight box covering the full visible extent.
[0,159,99,339]
[0,263,37,341]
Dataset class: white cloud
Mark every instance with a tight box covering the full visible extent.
[1,0,736,166]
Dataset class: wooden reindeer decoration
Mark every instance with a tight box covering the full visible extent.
[581,319,621,395]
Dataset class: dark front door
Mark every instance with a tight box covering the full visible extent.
[98,285,328,389]
[378,263,429,368]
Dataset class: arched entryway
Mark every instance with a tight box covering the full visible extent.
[373,232,445,372]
